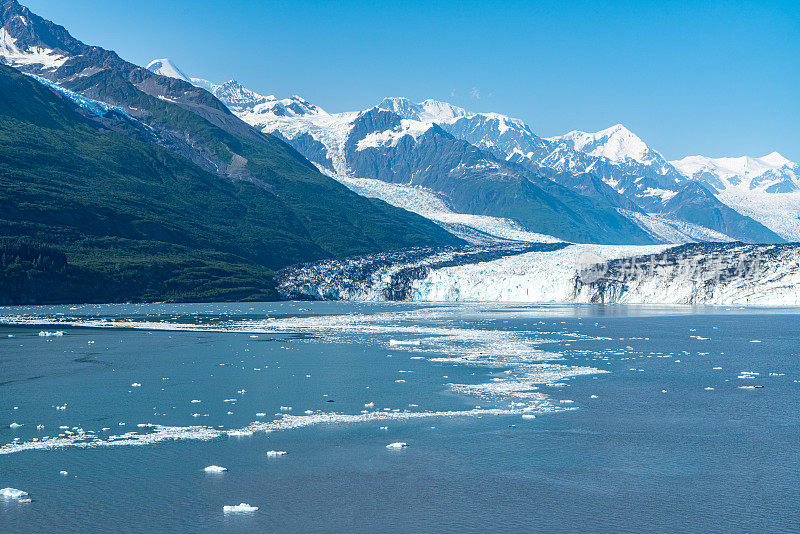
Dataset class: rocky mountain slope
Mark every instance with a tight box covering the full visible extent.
[0,0,462,303]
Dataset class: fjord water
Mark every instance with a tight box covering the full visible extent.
[0,303,798,533]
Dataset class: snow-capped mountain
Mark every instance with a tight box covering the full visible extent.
[146,58,191,83]
[175,81,655,244]
[147,57,789,245]
[189,77,322,117]
[376,96,550,163]
[670,153,800,241]
[376,96,469,122]
[543,125,685,194]
[671,152,799,193]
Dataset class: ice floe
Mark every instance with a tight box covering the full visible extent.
[1,487,30,502]
[223,503,258,513]
[38,330,64,337]
[386,442,407,449]
[204,465,227,473]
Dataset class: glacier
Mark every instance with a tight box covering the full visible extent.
[278,242,800,306]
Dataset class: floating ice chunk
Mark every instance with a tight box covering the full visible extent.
[9,422,22,429]
[223,399,237,403]
[713,367,723,370]
[590,395,599,399]
[190,400,202,404]
[38,331,64,337]
[223,503,258,513]
[280,406,292,411]
[704,387,715,390]
[749,340,762,343]
[521,414,537,420]
[36,425,45,430]
[661,389,668,393]
[59,470,68,476]
[738,385,764,389]
[131,383,142,387]
[237,389,246,394]
[410,356,425,360]
[395,379,406,383]
[364,402,374,408]
[204,465,227,473]
[228,430,253,437]
[255,413,267,417]
[389,339,420,346]
[304,410,313,415]
[0,487,29,500]
[386,442,407,449]
[267,450,287,457]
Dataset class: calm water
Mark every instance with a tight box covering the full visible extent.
[0,302,798,533]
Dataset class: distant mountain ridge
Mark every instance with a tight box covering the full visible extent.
[171,65,787,244]
[671,152,799,194]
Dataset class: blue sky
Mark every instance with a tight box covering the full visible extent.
[25,0,799,160]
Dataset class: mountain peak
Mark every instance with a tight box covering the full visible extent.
[146,58,190,83]
[760,151,791,167]
[597,123,635,137]
[376,97,468,123]
[550,124,653,164]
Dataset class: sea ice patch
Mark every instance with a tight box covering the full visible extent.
[223,503,258,513]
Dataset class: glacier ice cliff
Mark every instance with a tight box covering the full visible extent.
[278,242,800,306]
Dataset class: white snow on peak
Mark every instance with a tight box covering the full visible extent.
[419,98,469,121]
[377,97,469,123]
[670,152,800,240]
[375,97,527,136]
[761,151,791,167]
[192,77,323,118]
[479,112,527,135]
[547,124,656,164]
[356,119,432,150]
[0,27,68,69]
[670,152,798,182]
[146,58,191,83]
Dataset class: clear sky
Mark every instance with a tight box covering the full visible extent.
[23,0,799,161]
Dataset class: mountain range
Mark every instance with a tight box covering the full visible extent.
[0,0,795,304]
[164,66,793,245]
